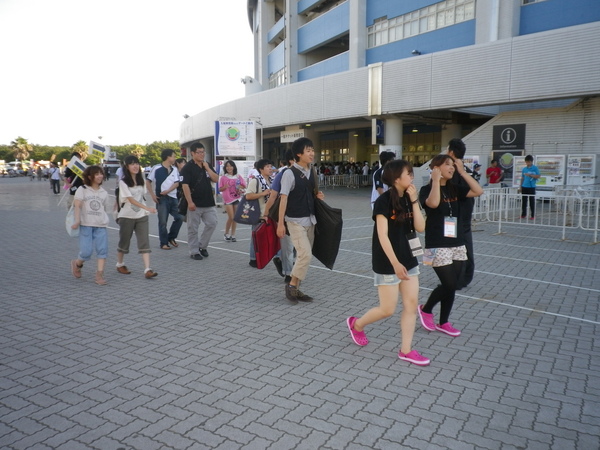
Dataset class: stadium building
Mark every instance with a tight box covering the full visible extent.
[180,0,600,185]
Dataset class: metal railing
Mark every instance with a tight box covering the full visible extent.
[473,187,600,243]
[319,174,372,189]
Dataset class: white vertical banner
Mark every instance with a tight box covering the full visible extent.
[215,121,256,157]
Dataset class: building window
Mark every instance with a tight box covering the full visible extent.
[367,0,476,48]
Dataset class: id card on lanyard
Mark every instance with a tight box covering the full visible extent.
[406,232,424,257]
[444,216,457,238]
[441,188,457,238]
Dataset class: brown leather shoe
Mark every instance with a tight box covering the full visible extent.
[116,265,131,274]
[144,269,158,278]
[169,239,179,247]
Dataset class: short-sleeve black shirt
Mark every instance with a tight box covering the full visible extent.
[372,190,418,274]
[419,183,470,248]
[180,160,216,207]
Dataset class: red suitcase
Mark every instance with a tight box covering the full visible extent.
[252,217,281,269]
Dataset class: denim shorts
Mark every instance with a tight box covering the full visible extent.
[373,266,420,286]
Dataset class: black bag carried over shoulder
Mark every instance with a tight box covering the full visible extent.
[312,198,343,270]
[178,196,188,215]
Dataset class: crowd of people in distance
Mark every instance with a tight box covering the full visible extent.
[59,136,543,367]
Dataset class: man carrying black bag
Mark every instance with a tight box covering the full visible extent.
[277,138,325,305]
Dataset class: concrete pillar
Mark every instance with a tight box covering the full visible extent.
[441,124,462,150]
[381,118,403,158]
[348,0,366,69]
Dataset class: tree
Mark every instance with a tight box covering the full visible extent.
[72,140,89,161]
[131,144,145,159]
[10,137,33,162]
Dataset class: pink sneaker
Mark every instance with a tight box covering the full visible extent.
[435,322,461,337]
[346,317,368,346]
[398,350,430,366]
[418,305,436,331]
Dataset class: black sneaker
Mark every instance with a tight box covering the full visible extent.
[190,254,203,260]
[285,284,299,305]
[249,260,258,268]
[273,257,284,277]
[199,248,209,257]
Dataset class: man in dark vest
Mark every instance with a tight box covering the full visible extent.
[277,138,325,304]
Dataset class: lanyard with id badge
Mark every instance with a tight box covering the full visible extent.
[405,197,424,257]
[442,188,457,238]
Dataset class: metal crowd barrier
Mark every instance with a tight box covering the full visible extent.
[320,174,372,189]
[472,188,600,243]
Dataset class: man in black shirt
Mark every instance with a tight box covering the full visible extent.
[446,138,475,289]
[180,143,219,260]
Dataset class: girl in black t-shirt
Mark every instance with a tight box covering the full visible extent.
[418,155,483,337]
[347,160,430,366]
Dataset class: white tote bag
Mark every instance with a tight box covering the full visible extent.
[66,206,79,238]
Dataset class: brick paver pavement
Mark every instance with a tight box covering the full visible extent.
[1,176,599,449]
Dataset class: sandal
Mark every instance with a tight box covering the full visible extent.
[347,317,368,346]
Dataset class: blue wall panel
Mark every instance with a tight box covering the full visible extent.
[366,20,475,64]
[298,2,349,53]
[367,0,438,25]
[268,41,285,75]
[520,0,600,35]
[267,16,285,43]
[298,0,322,15]
[298,52,349,82]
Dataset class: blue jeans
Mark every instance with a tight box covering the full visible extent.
[157,196,183,246]
[78,226,108,260]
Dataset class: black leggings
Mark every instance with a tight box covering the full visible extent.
[422,260,463,325]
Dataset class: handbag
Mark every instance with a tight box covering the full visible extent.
[178,195,188,216]
[234,195,261,225]
[252,217,281,269]
[66,205,79,238]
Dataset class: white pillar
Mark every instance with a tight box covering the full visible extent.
[381,118,403,158]
[348,0,366,69]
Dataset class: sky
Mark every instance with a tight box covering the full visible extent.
[0,0,255,147]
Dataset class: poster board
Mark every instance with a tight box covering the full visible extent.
[492,150,523,183]
[215,121,256,157]
[66,156,87,179]
[89,141,109,159]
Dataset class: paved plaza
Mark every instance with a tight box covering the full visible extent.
[1,176,599,449]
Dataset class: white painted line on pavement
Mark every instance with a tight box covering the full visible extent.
[475,253,600,272]
[473,239,599,257]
